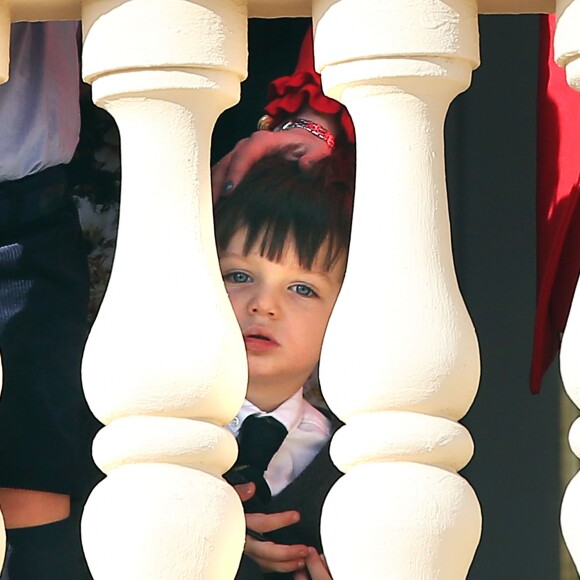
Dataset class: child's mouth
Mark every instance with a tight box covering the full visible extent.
[243,331,279,351]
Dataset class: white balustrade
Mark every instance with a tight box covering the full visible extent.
[2,0,577,577]
[79,1,249,578]
[554,0,580,90]
[561,283,580,573]
[312,1,483,577]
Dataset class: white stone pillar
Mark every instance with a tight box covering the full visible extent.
[554,0,580,90]
[561,282,580,572]
[312,1,482,577]
[556,1,580,570]
[79,1,249,578]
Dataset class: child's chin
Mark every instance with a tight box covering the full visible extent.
[246,370,278,386]
[247,360,278,379]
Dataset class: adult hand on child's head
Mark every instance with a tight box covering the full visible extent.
[211,107,339,203]
[233,483,310,574]
[293,548,333,580]
[211,130,331,203]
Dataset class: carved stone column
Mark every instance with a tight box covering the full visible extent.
[561,283,580,571]
[312,1,482,577]
[79,1,249,578]
[556,1,580,570]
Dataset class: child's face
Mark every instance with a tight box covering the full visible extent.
[219,229,346,411]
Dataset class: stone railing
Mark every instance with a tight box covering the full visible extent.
[0,1,578,578]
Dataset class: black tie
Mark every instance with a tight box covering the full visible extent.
[225,415,288,507]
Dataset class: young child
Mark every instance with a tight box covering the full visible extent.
[214,155,353,579]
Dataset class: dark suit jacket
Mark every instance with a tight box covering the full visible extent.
[235,412,343,580]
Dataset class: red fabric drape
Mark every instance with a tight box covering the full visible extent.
[264,27,355,144]
[532,15,580,393]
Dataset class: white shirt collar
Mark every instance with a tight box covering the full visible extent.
[227,389,332,497]
[228,388,305,436]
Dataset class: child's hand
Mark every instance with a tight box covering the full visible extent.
[245,511,310,574]
[293,548,332,580]
[234,483,310,574]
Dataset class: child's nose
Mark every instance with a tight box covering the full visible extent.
[248,290,278,318]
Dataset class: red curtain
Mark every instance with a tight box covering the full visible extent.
[532,14,580,393]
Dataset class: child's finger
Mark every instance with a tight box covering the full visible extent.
[216,132,271,196]
[246,509,300,533]
[254,555,306,575]
[304,548,332,580]
[233,482,255,502]
[245,538,308,573]
[248,539,308,563]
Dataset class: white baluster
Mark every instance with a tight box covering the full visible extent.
[79,1,248,578]
[554,1,580,571]
[554,0,580,90]
[561,283,580,572]
[312,1,482,577]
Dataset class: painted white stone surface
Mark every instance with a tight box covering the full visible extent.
[0,0,574,578]
[561,281,580,572]
[312,1,482,577]
[78,1,249,578]
[3,0,561,22]
[555,0,580,89]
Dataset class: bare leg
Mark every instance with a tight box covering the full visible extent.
[0,489,70,529]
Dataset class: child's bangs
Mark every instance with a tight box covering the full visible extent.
[214,156,353,271]
[244,217,346,272]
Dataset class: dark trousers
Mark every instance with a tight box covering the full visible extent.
[0,166,99,496]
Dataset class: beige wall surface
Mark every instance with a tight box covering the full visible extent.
[478,0,555,13]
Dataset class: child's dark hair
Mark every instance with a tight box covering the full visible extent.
[214,156,354,271]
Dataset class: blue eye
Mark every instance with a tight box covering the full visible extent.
[225,271,252,284]
[290,284,317,298]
